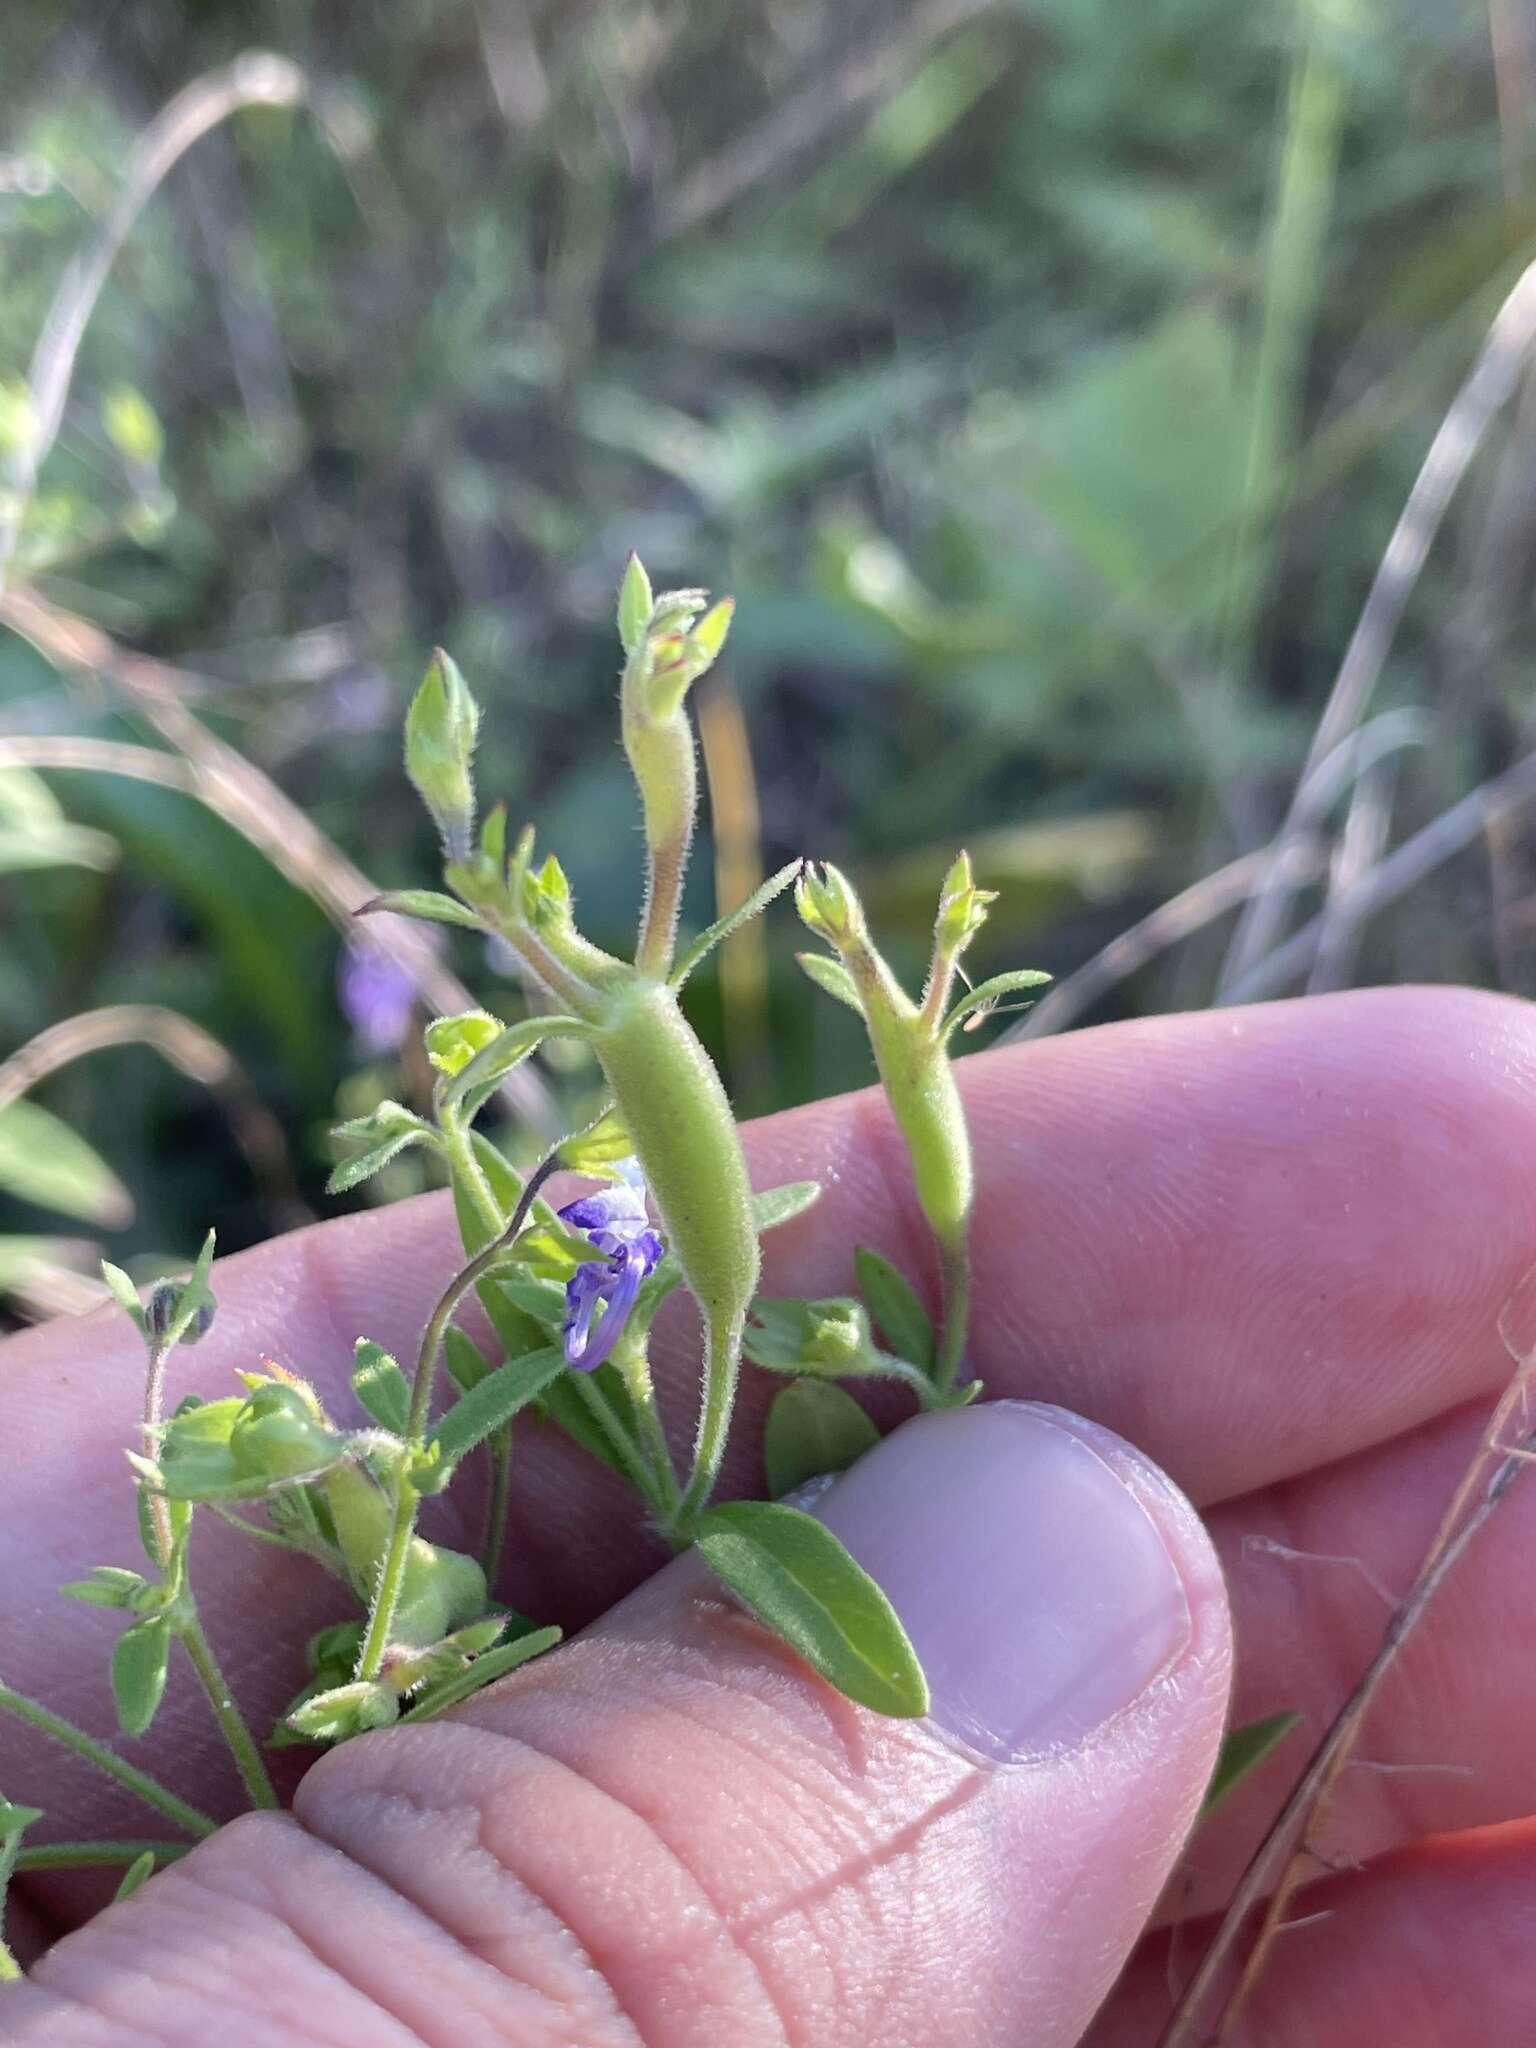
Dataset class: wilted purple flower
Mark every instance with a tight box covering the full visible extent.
[338,941,418,1056]
[558,1158,664,1371]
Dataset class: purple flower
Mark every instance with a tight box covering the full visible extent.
[338,941,418,1056]
[558,1158,664,1371]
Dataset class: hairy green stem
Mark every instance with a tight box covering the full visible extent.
[934,1235,971,1395]
[142,1336,174,1565]
[15,1839,190,1873]
[677,1313,743,1533]
[175,1607,278,1810]
[482,1426,515,1588]
[0,1681,215,1839]
[358,1153,561,1679]
[0,1794,24,1984]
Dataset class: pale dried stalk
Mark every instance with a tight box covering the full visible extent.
[1226,743,1536,1004]
[1220,255,1536,994]
[1004,713,1420,1042]
[653,0,1000,240]
[0,589,559,1132]
[0,1005,304,1230]
[0,53,306,588]
[1160,1356,1536,2048]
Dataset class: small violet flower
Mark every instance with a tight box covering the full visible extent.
[338,941,418,1057]
[558,1157,664,1371]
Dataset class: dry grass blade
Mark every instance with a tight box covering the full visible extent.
[1005,712,1420,1041]
[1219,255,1536,994]
[1160,1314,1536,2048]
[1225,743,1536,1004]
[653,0,1001,240]
[0,53,306,589]
[0,1006,306,1233]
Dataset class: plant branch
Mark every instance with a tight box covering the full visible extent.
[0,1681,215,1840]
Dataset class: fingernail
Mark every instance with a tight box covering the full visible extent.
[808,1401,1192,1762]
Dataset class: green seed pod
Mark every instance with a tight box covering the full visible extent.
[591,978,759,1342]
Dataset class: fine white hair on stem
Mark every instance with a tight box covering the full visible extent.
[1218,253,1536,996]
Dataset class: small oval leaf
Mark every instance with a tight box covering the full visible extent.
[694,1500,927,1719]
[351,1340,410,1433]
[764,1380,881,1497]
[853,1248,935,1371]
[112,1617,172,1738]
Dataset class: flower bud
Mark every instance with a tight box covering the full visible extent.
[229,1383,341,1482]
[933,850,996,961]
[144,1281,215,1345]
[745,1296,886,1377]
[405,648,480,861]
[794,862,862,950]
[287,1679,398,1743]
[423,1009,503,1077]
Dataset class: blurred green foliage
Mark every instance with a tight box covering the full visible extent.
[0,0,1531,1297]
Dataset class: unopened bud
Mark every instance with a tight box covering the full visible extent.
[405,648,480,860]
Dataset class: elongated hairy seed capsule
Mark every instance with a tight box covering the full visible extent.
[591,979,759,1335]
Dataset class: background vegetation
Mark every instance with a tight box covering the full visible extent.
[3,0,1533,1310]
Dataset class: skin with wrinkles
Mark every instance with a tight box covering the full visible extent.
[2,988,1536,2043]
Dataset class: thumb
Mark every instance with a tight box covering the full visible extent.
[9,1403,1231,2047]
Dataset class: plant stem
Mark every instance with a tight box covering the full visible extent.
[355,1476,420,1682]
[0,1681,215,1839]
[15,1839,190,1873]
[175,1608,278,1811]
[358,1153,562,1679]
[677,1312,743,1533]
[567,1371,667,1511]
[482,1425,515,1588]
[142,1336,174,1564]
[0,1796,25,1983]
[933,1236,971,1395]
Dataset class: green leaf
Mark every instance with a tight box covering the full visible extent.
[556,1105,632,1177]
[112,1618,172,1738]
[444,1014,588,1115]
[943,968,1053,1040]
[400,1625,562,1721]
[0,1100,132,1228]
[359,889,483,930]
[0,1805,42,1840]
[443,1325,491,1394]
[854,1248,935,1370]
[428,1347,565,1468]
[764,1381,880,1497]
[752,1181,822,1232]
[617,553,653,654]
[450,1162,554,1364]
[351,1340,410,1433]
[326,1131,423,1195]
[670,861,803,988]
[796,951,862,1015]
[1200,1711,1302,1819]
[694,1501,927,1718]
[100,1260,147,1334]
[535,1365,641,1480]
[112,1848,157,1903]
[60,1566,149,1610]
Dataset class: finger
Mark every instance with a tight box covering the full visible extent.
[1089,1821,1536,2046]
[1164,1399,1536,1916]
[7,1405,1231,2048]
[5,986,1534,1843]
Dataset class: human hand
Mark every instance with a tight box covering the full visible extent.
[3,987,1534,2045]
